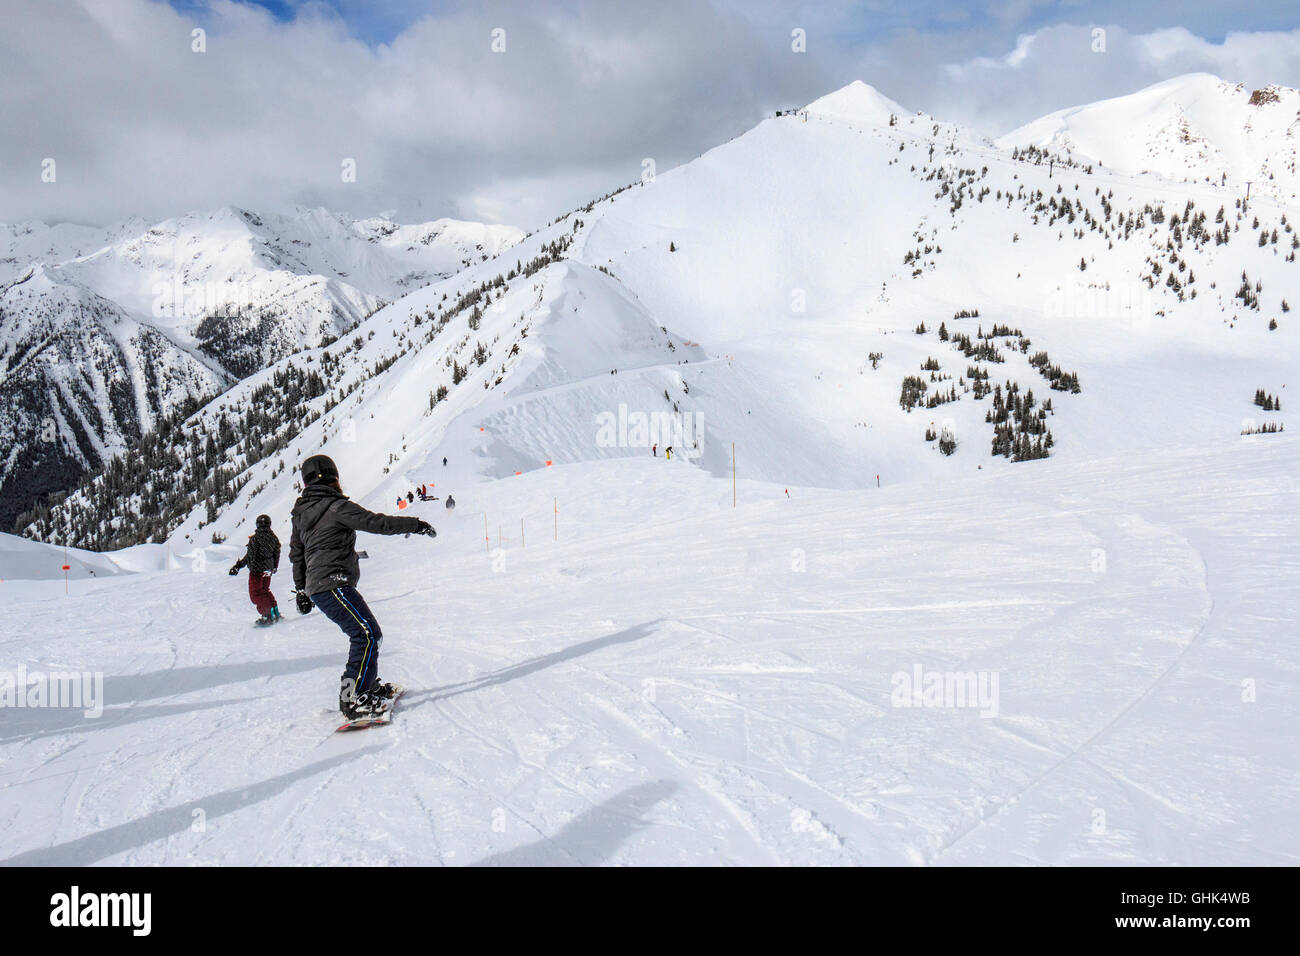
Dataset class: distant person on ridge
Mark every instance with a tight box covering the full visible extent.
[290,454,436,719]
[229,513,281,627]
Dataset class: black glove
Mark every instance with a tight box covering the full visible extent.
[228,566,239,576]
[413,520,436,538]
[295,590,314,615]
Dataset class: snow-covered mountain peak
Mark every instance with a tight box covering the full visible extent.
[805,80,912,125]
[0,204,524,532]
[998,73,1300,203]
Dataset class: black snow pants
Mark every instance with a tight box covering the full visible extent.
[312,586,384,700]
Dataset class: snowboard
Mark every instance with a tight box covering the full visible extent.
[335,685,405,733]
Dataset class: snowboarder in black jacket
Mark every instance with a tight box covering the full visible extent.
[290,454,436,718]
[229,515,281,626]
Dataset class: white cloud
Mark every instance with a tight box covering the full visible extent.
[2,1,1298,229]
[0,0,811,227]
[866,22,1300,136]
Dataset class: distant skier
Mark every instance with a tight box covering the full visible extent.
[442,457,448,467]
[290,454,436,719]
[407,490,415,504]
[445,494,455,510]
[652,443,657,457]
[229,513,281,626]
[665,446,673,460]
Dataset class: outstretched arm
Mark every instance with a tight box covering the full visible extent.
[335,500,424,536]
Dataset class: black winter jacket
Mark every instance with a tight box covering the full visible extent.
[290,484,423,596]
[234,528,280,575]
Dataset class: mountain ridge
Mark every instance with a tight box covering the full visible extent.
[0,207,523,530]
[15,73,1300,550]
[998,73,1300,204]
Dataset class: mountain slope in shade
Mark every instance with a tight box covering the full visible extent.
[998,73,1300,203]
[0,207,522,530]
[0,267,226,531]
[57,206,524,374]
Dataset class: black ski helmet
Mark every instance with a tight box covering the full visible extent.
[255,514,272,530]
[301,454,339,486]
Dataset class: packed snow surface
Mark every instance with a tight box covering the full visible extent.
[1,435,1296,865]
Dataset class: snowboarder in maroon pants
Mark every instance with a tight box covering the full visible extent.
[229,514,282,626]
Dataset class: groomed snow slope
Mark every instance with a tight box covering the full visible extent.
[1,435,1296,865]
[0,533,127,582]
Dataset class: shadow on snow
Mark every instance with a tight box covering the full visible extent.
[1,746,383,866]
[401,620,664,712]
[471,780,679,866]
[0,655,340,742]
